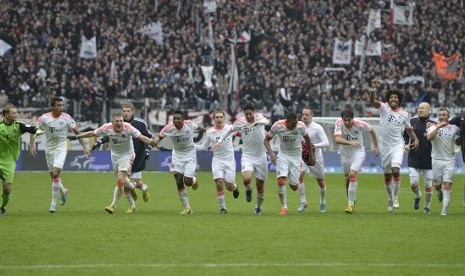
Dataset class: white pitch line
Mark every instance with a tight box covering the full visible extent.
[1,263,465,270]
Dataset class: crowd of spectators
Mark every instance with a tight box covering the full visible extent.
[0,0,464,125]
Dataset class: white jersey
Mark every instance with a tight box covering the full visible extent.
[160,120,198,160]
[230,112,268,156]
[304,121,329,159]
[94,122,141,157]
[378,102,412,146]
[334,118,372,157]
[36,112,77,152]
[428,124,460,160]
[268,120,307,156]
[201,124,234,160]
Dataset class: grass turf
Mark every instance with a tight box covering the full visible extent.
[1,172,464,275]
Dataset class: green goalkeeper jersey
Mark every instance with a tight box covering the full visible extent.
[0,119,25,164]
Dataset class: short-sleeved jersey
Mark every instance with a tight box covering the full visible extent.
[230,112,267,156]
[334,118,372,157]
[94,122,141,157]
[0,120,24,163]
[203,124,234,160]
[428,124,460,160]
[267,120,307,156]
[36,112,77,152]
[160,120,198,159]
[304,121,329,159]
[378,102,412,146]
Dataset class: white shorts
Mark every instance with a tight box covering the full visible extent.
[276,152,301,185]
[432,159,455,184]
[45,150,67,171]
[241,153,268,180]
[130,171,142,179]
[301,154,325,179]
[341,152,365,176]
[212,157,236,184]
[380,143,404,173]
[408,168,433,182]
[112,153,135,174]
[171,154,197,178]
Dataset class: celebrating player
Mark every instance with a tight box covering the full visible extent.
[264,112,315,215]
[370,79,419,212]
[196,110,239,213]
[94,103,152,202]
[153,109,205,215]
[69,112,156,214]
[212,102,269,214]
[334,109,379,214]
[298,106,330,213]
[30,97,90,213]
[1,104,45,215]
[427,108,460,215]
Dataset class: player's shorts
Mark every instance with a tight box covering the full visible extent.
[301,154,325,179]
[341,152,365,176]
[380,143,404,173]
[45,150,67,171]
[432,159,455,184]
[408,168,433,187]
[0,161,16,183]
[112,153,135,174]
[241,153,268,180]
[276,152,301,185]
[212,157,236,184]
[171,154,197,178]
[130,171,142,179]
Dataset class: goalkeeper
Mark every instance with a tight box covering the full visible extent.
[92,103,153,202]
[0,104,45,215]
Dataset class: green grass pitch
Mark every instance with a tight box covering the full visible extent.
[1,172,465,275]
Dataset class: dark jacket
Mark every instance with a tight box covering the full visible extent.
[127,115,153,172]
[449,111,465,162]
[403,116,435,169]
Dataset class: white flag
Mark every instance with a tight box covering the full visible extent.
[138,22,164,45]
[393,4,414,26]
[369,9,381,28]
[109,60,117,81]
[355,40,382,56]
[332,38,352,64]
[0,39,13,56]
[228,44,239,95]
[79,36,97,59]
[201,65,214,88]
[204,0,217,13]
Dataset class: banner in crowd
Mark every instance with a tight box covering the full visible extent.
[204,0,217,13]
[109,60,117,81]
[138,22,164,45]
[79,36,97,59]
[332,38,352,64]
[17,151,465,174]
[370,9,381,28]
[0,39,12,56]
[200,65,214,88]
[392,3,414,26]
[355,40,381,56]
[433,51,463,80]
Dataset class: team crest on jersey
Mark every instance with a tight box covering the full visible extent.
[122,134,126,138]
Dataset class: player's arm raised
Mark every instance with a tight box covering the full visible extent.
[369,79,381,109]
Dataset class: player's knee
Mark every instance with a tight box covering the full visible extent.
[278,177,287,187]
[348,174,357,183]
[3,186,11,195]
[289,183,298,191]
[425,186,432,192]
